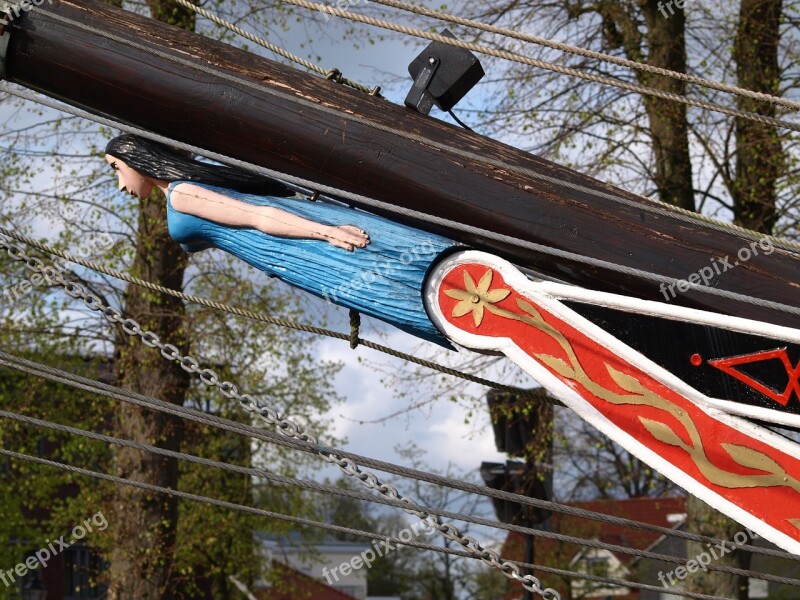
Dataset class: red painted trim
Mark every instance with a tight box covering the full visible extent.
[436,263,800,546]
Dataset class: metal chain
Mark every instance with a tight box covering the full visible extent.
[0,236,560,599]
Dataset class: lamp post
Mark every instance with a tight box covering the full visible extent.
[483,388,555,600]
[22,569,47,600]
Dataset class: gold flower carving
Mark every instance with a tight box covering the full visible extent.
[444,269,510,327]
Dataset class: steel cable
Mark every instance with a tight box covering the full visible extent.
[0,349,796,563]
[18,7,800,255]
[3,83,800,319]
[0,446,741,600]
[1,406,798,586]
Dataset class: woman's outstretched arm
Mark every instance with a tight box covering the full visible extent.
[169,182,369,251]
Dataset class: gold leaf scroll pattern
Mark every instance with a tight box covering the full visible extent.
[445,268,800,494]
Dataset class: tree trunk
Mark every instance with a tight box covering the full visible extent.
[639,0,695,211]
[598,0,695,210]
[732,0,784,232]
[684,2,783,596]
[109,194,190,599]
[108,3,195,598]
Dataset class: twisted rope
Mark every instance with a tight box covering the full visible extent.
[368,0,800,112]
[170,0,377,95]
[280,0,800,133]
[349,309,361,349]
[0,226,546,401]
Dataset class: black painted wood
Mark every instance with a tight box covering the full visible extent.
[566,301,800,423]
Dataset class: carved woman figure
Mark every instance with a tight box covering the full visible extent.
[104,134,457,346]
[103,137,800,556]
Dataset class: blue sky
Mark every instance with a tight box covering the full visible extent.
[189,1,521,484]
[0,0,522,539]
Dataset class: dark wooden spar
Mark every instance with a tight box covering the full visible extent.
[3,0,800,327]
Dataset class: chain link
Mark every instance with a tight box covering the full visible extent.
[0,236,560,599]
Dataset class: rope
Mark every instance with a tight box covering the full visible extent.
[0,226,546,402]
[279,0,800,133]
[21,7,800,254]
[348,309,361,349]
[1,9,792,576]
[0,447,740,600]
[0,350,796,563]
[3,85,800,321]
[367,0,800,113]
[168,0,377,95]
[0,243,562,600]
[2,406,798,586]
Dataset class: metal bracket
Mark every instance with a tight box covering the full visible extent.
[0,14,10,81]
[404,56,440,115]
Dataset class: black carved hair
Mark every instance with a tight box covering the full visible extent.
[105,134,294,196]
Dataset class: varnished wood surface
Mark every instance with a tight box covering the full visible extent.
[6,0,800,327]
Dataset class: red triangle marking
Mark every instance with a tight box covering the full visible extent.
[708,348,800,407]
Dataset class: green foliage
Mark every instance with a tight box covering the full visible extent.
[0,353,115,598]
[0,2,349,594]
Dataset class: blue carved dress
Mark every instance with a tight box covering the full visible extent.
[166,182,458,346]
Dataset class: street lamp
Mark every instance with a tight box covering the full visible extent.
[22,569,46,600]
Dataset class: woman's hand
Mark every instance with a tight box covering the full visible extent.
[324,225,371,252]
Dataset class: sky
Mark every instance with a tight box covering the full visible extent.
[248,1,526,488]
[0,0,524,542]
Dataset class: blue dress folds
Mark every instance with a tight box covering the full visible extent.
[166,182,458,347]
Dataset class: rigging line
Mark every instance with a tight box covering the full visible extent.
[3,407,799,585]
[277,0,800,133]
[3,87,800,321]
[0,225,549,402]
[367,0,800,113]
[1,352,797,562]
[0,252,559,600]
[24,7,800,254]
[168,0,377,95]
[0,448,735,600]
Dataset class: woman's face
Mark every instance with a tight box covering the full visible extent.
[105,154,155,199]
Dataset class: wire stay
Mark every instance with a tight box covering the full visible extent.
[0,446,744,600]
[0,350,796,564]
[3,83,800,320]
